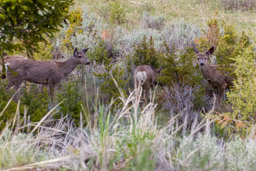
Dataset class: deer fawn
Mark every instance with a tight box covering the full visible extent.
[3,48,90,103]
[134,65,161,102]
[193,44,233,108]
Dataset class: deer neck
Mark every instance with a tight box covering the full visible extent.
[57,57,79,77]
[200,64,213,80]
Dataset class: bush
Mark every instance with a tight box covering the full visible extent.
[221,0,256,11]
[71,8,108,51]
[0,81,49,131]
[222,45,256,135]
[20,84,49,123]
[94,56,129,104]
[56,81,84,126]
[159,43,206,110]
[162,19,201,51]
[117,27,162,55]
[0,80,22,131]
[109,0,126,25]
[142,11,165,30]
[130,35,163,69]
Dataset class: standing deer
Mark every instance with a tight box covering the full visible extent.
[4,48,90,103]
[193,44,233,108]
[134,65,161,102]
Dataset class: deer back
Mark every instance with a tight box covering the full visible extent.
[7,59,62,84]
[134,65,158,88]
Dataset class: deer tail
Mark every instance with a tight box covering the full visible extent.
[136,71,147,85]
[2,62,10,79]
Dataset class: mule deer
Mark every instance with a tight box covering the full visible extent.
[134,65,161,102]
[193,44,233,107]
[4,48,90,103]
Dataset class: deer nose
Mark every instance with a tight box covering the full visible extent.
[200,63,204,66]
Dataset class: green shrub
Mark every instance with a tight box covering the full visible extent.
[20,84,49,122]
[159,43,205,109]
[130,35,162,69]
[87,39,109,64]
[0,80,22,131]
[56,81,84,126]
[216,25,251,77]
[224,45,256,134]
[109,0,126,25]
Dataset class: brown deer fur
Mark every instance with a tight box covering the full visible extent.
[134,65,161,101]
[4,48,90,102]
[193,45,233,107]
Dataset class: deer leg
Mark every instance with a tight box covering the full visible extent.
[144,86,150,104]
[49,84,55,106]
[217,84,227,109]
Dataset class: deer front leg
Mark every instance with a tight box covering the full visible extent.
[217,84,227,108]
[49,84,55,106]
[6,80,22,102]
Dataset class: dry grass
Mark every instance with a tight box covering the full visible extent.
[1,86,256,170]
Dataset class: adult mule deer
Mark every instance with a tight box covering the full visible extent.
[4,48,90,103]
[134,65,161,102]
[193,44,233,108]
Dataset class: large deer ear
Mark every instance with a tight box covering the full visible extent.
[206,47,214,55]
[73,48,78,57]
[192,43,199,54]
[82,48,89,54]
[155,67,163,73]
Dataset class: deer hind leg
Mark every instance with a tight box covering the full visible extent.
[143,85,150,104]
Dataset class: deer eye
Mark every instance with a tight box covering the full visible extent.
[205,58,207,60]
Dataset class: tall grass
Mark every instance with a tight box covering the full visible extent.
[1,86,256,170]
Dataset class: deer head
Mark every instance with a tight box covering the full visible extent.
[193,44,214,68]
[73,48,90,65]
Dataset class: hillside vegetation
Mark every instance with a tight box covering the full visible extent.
[0,0,256,170]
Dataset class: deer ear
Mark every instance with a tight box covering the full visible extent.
[206,47,214,55]
[73,48,78,57]
[82,48,89,54]
[155,67,163,73]
[192,43,199,54]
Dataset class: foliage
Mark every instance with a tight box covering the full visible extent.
[159,43,202,86]
[20,84,49,123]
[33,40,55,60]
[162,19,201,51]
[71,8,108,51]
[62,7,83,50]
[222,45,256,135]
[159,43,205,109]
[109,0,126,25]
[0,0,73,57]
[216,25,251,76]
[0,80,22,131]
[142,11,165,30]
[87,39,109,64]
[117,28,162,55]
[0,130,56,169]
[130,35,162,69]
[94,53,129,103]
[56,81,84,126]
